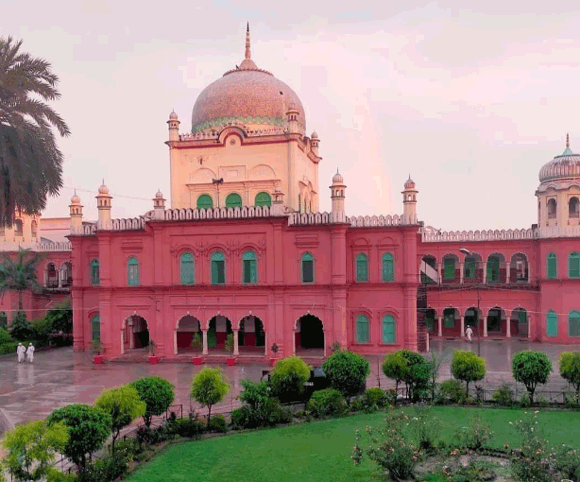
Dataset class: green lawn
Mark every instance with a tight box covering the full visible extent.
[126,407,580,482]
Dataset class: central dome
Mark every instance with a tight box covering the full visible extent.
[191,26,305,134]
[539,135,580,183]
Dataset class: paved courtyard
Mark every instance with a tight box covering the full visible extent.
[0,339,577,436]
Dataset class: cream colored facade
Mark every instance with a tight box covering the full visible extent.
[0,212,40,244]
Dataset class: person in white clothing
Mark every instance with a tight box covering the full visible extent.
[26,343,35,363]
[17,343,26,363]
[465,326,473,343]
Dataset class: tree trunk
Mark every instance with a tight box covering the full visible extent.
[207,405,212,429]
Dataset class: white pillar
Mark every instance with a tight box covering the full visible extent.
[174,331,178,355]
[528,314,532,339]
[202,329,208,355]
[506,310,511,338]
[528,264,532,284]
[460,316,465,338]
[483,312,488,337]
[482,265,487,284]
[264,332,268,356]
[505,263,511,284]
[323,331,327,357]
[233,330,239,356]
[292,329,296,355]
[121,331,125,355]
[437,263,442,285]
[460,262,464,284]
[438,316,443,337]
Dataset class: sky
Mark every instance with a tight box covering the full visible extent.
[3,0,580,231]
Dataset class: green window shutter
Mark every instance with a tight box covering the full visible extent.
[225,193,242,208]
[356,315,369,343]
[382,253,394,282]
[464,258,476,279]
[547,253,557,279]
[211,261,218,284]
[197,194,213,210]
[255,192,271,207]
[487,257,499,282]
[211,252,225,284]
[302,253,314,283]
[91,260,100,286]
[546,311,558,337]
[91,315,100,342]
[444,312,455,328]
[242,251,257,283]
[382,315,395,344]
[570,312,580,337]
[443,258,455,279]
[356,254,368,282]
[180,253,194,285]
[569,253,580,278]
[127,257,139,286]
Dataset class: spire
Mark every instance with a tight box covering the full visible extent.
[562,133,574,156]
[567,133,570,149]
[245,22,251,59]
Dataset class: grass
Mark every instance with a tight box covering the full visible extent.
[125,407,580,482]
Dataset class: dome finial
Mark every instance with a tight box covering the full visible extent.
[245,22,251,59]
[567,133,570,149]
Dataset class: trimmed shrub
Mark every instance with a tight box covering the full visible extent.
[450,350,486,393]
[0,341,19,355]
[360,388,388,411]
[77,453,128,482]
[307,388,346,418]
[438,379,467,404]
[399,350,430,402]
[382,352,407,396]
[9,312,33,341]
[269,356,311,403]
[492,383,515,407]
[322,350,370,399]
[172,418,205,438]
[208,414,227,433]
[190,368,230,428]
[560,352,580,395]
[0,327,12,344]
[512,351,552,405]
[130,376,175,427]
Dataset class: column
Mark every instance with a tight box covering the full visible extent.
[233,329,239,356]
[506,310,511,338]
[483,313,488,337]
[460,316,465,338]
[174,331,178,355]
[128,318,135,349]
[482,265,487,284]
[528,314,532,339]
[437,263,442,285]
[459,262,464,284]
[438,315,443,337]
[528,264,532,284]
[202,329,208,355]
[505,262,511,284]
[292,328,296,355]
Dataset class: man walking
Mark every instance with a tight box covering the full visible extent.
[17,343,26,363]
[26,343,35,363]
[465,326,473,343]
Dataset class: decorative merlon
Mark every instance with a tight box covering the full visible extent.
[421,225,580,242]
[0,241,71,252]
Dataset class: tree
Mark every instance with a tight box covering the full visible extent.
[450,350,486,394]
[427,350,447,401]
[269,356,311,403]
[399,349,430,402]
[130,376,175,427]
[0,420,68,481]
[94,384,146,453]
[322,350,370,399]
[45,299,73,333]
[512,350,552,405]
[8,312,32,341]
[382,352,408,399]
[0,249,43,312]
[46,404,111,472]
[559,352,580,395]
[190,367,230,428]
[0,36,70,226]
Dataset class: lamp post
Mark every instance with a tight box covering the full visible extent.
[460,248,481,356]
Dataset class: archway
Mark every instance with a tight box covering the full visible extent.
[510,308,528,338]
[176,315,202,353]
[296,314,324,352]
[208,315,232,351]
[486,253,506,283]
[238,315,265,353]
[123,315,149,350]
[442,254,459,283]
[425,308,437,334]
[442,307,460,336]
[465,307,482,340]
[487,307,506,336]
[510,254,529,284]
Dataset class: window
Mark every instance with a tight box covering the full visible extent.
[61,262,72,287]
[569,311,580,337]
[225,193,242,208]
[301,253,314,283]
[90,259,100,286]
[569,252,580,278]
[356,314,370,343]
[464,256,477,280]
[546,310,558,337]
[382,253,394,282]
[570,197,579,218]
[46,263,59,288]
[356,253,368,282]
[14,219,23,237]
[547,253,557,279]
[548,198,557,219]
[487,256,500,282]
[382,314,396,344]
[197,194,213,210]
[127,257,140,286]
[443,257,455,279]
[443,312,455,328]
[255,192,271,207]
[242,250,257,284]
[91,314,100,342]
[31,220,38,238]
[211,251,225,284]
[180,252,194,285]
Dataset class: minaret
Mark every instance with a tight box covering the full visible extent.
[286,104,299,134]
[168,110,180,142]
[69,191,83,234]
[330,169,346,223]
[96,180,112,229]
[402,175,418,222]
[311,131,320,156]
[153,189,166,220]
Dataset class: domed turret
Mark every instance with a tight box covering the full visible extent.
[69,190,83,233]
[98,182,109,195]
[330,169,346,223]
[332,169,344,184]
[539,134,580,182]
[96,179,112,229]
[402,175,418,221]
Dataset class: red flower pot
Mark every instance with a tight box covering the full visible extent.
[226,357,236,366]
[93,355,103,364]
[148,356,159,365]
[192,356,204,365]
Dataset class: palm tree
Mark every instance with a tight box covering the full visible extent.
[0,248,43,311]
[0,36,70,226]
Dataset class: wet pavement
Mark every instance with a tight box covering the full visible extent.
[0,339,577,436]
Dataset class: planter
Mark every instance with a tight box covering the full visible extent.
[148,355,159,365]
[93,355,103,364]
[226,357,237,366]
[192,356,204,365]
[269,358,277,367]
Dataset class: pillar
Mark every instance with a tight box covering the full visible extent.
[174,330,178,355]
[233,329,239,356]
[438,315,443,337]
[506,262,511,284]
[506,310,511,338]
[528,314,532,339]
[528,264,532,284]
[482,266,487,284]
[460,262,464,284]
[202,329,208,355]
[437,263,442,285]
[292,328,296,355]
[460,316,465,338]
[483,312,488,337]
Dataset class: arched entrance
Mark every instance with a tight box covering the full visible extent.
[510,308,528,338]
[465,307,482,338]
[487,307,506,336]
[296,314,324,352]
[123,315,149,350]
[238,315,265,353]
[442,307,460,336]
[208,315,232,351]
[425,308,437,334]
[176,315,202,353]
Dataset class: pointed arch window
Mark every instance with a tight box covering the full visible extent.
[546,310,558,337]
[14,219,23,237]
[31,220,38,238]
[211,251,225,284]
[487,256,500,283]
[464,256,477,280]
[382,314,396,344]
[180,252,194,285]
[570,197,579,218]
[443,257,456,279]
[197,194,213,210]
[255,192,271,207]
[569,252,580,278]
[242,250,257,284]
[547,253,557,279]
[569,310,580,337]
[127,257,140,286]
[548,198,557,219]
[356,253,368,282]
[90,259,100,286]
[225,193,242,209]
[356,314,370,343]
[91,314,101,342]
[301,253,314,283]
[382,253,394,282]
